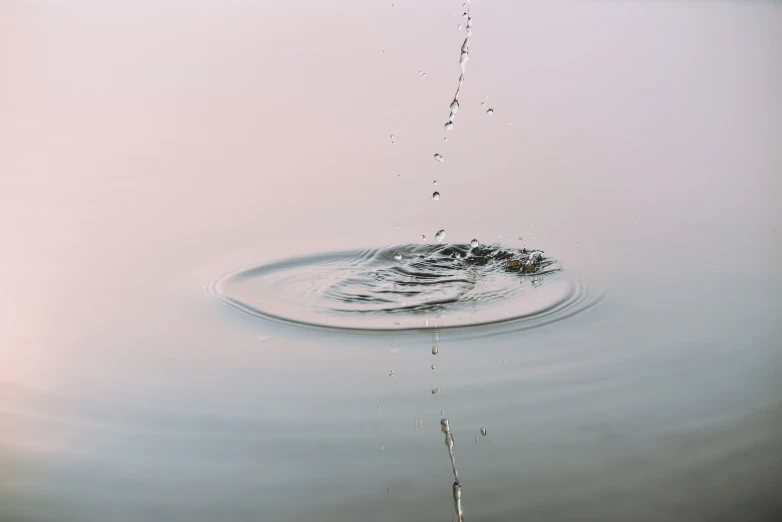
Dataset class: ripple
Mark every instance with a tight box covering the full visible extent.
[212,244,602,332]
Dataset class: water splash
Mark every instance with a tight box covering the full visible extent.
[443,1,472,131]
[441,419,464,522]
[211,243,599,331]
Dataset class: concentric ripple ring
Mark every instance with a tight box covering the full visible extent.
[211,244,603,332]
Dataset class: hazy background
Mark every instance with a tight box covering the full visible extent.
[1,1,781,521]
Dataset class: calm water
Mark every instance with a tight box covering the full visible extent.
[2,1,781,521]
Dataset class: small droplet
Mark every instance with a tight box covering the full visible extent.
[470,239,479,248]
[421,234,426,241]
[432,346,438,355]
[450,100,459,113]
[432,387,441,395]
[393,252,402,261]
[480,427,487,436]
[431,364,436,370]
[433,180,438,185]
[444,121,454,131]
[432,192,440,200]
[434,153,444,162]
[486,108,494,115]
[435,229,446,242]
[457,24,462,30]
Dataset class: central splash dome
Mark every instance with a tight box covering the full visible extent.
[213,244,597,331]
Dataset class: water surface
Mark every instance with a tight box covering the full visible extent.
[1,1,781,521]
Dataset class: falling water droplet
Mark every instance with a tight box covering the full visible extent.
[470,239,479,248]
[450,100,459,113]
[480,427,487,436]
[434,153,444,162]
[486,108,494,115]
[432,346,439,355]
[432,192,440,200]
[433,180,438,185]
[432,387,441,394]
[421,234,426,241]
[444,121,453,131]
[431,364,436,370]
[435,229,446,242]
[457,24,462,30]
[393,252,402,261]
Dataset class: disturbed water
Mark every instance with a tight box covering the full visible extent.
[2,2,782,522]
[213,244,600,331]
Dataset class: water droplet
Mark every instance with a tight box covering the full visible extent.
[433,180,438,185]
[481,101,485,106]
[432,346,439,355]
[435,229,446,242]
[457,24,462,30]
[444,121,453,131]
[393,252,402,261]
[486,108,494,115]
[450,100,459,113]
[432,191,440,200]
[470,239,479,248]
[432,387,441,394]
[434,153,444,162]
[431,364,436,370]
[421,234,426,241]
[480,427,487,436]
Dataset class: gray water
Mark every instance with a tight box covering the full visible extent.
[2,1,781,521]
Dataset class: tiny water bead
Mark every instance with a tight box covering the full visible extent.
[444,122,453,131]
[470,239,479,248]
[432,192,441,200]
[432,346,439,355]
[486,108,494,115]
[393,252,402,261]
[480,427,487,436]
[434,153,444,162]
[435,229,446,242]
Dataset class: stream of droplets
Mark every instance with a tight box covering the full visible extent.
[437,3,470,521]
